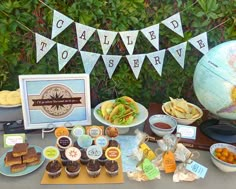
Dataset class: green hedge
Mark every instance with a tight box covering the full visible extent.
[0,0,235,107]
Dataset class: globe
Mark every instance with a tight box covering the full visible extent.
[193,40,236,120]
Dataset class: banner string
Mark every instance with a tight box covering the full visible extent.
[38,0,53,11]
[0,10,35,34]
[207,18,231,33]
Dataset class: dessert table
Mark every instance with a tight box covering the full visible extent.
[0,106,236,189]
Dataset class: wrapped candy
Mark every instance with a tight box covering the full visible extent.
[173,152,200,182]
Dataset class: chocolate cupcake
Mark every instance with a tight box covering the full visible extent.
[98,151,107,166]
[73,141,82,150]
[80,149,89,165]
[104,160,119,176]
[60,151,69,166]
[45,160,62,178]
[108,140,119,148]
[65,161,81,178]
[86,159,101,178]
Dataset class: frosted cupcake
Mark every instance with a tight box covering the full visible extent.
[86,160,101,178]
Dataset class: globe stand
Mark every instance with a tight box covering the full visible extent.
[199,118,236,143]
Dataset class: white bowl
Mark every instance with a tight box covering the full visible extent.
[162,101,203,125]
[210,143,236,172]
[149,114,177,137]
[93,100,148,134]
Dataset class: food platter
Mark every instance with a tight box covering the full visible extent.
[0,145,45,177]
[93,100,148,133]
[0,104,21,108]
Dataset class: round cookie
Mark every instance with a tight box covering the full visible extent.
[0,90,10,105]
[6,91,21,105]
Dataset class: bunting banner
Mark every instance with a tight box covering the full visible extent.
[168,42,187,68]
[141,24,160,50]
[75,23,96,50]
[119,30,139,55]
[102,55,122,78]
[97,29,118,54]
[126,54,146,79]
[146,49,166,76]
[51,10,74,39]
[57,43,77,71]
[188,32,209,55]
[35,33,56,63]
[161,12,184,38]
[80,51,100,74]
[31,6,219,79]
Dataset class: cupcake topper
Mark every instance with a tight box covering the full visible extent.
[87,126,103,138]
[56,136,72,149]
[65,147,81,161]
[71,125,85,138]
[54,127,70,138]
[95,135,109,149]
[43,146,60,161]
[105,126,119,139]
[77,134,93,149]
[105,147,121,162]
[86,145,103,162]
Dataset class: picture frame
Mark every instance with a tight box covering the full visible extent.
[19,74,91,130]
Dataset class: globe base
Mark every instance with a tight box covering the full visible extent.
[200,119,236,143]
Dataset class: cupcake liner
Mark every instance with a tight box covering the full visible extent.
[86,167,101,178]
[65,167,81,178]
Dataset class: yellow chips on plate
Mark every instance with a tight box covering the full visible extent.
[0,89,21,106]
[164,97,201,120]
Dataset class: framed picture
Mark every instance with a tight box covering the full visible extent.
[19,74,91,130]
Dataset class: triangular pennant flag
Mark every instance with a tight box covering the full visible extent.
[126,54,146,79]
[97,29,117,54]
[141,24,160,50]
[168,41,187,68]
[188,32,209,54]
[35,33,56,63]
[75,23,96,50]
[161,12,184,38]
[102,55,122,78]
[80,51,100,74]
[147,49,166,76]
[57,43,77,71]
[51,10,74,39]
[119,30,139,55]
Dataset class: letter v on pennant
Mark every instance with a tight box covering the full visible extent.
[168,42,187,68]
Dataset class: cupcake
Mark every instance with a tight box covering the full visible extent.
[45,160,62,178]
[73,141,82,150]
[108,140,119,148]
[104,160,119,176]
[60,150,69,166]
[80,149,89,165]
[98,151,107,166]
[65,161,81,178]
[86,159,101,178]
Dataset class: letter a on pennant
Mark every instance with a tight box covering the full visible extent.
[57,43,77,71]
[168,42,187,68]
[75,23,96,51]
[51,10,74,39]
[119,30,139,55]
[35,33,56,63]
[188,32,209,55]
[97,29,118,55]
[161,12,184,38]
[126,54,146,79]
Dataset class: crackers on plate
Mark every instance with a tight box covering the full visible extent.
[0,89,21,106]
